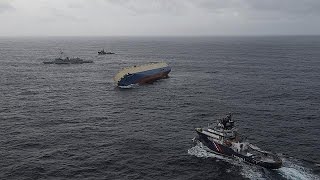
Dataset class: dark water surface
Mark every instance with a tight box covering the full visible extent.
[0,36,319,179]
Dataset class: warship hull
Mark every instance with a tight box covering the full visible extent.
[43,60,93,64]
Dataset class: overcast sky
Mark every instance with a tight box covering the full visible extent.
[0,0,320,36]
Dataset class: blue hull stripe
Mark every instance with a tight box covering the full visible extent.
[118,66,171,86]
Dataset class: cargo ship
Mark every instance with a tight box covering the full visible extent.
[193,113,282,169]
[114,62,171,88]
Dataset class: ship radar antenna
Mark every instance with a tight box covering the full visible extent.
[58,49,64,59]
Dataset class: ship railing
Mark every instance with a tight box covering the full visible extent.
[224,131,236,138]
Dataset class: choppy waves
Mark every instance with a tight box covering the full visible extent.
[1,36,320,179]
[277,158,320,180]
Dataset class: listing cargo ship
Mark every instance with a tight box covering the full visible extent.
[114,62,171,88]
[193,113,282,169]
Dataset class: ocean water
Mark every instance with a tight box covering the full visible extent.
[0,36,319,179]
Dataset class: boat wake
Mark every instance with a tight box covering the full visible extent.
[118,84,139,89]
[277,158,319,180]
[188,144,319,180]
[188,141,232,162]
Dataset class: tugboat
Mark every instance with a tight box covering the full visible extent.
[193,113,282,169]
[98,49,115,55]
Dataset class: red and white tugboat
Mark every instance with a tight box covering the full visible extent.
[193,113,282,169]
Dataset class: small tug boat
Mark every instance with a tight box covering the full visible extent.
[114,62,171,88]
[98,49,115,55]
[193,113,282,169]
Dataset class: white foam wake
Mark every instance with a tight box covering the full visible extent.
[188,140,231,160]
[118,84,139,89]
[277,158,320,180]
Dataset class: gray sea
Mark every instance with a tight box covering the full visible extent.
[1,36,319,179]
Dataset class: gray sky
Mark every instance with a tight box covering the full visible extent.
[0,0,320,36]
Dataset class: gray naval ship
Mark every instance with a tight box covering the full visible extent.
[43,52,93,64]
[98,49,115,55]
[43,57,93,64]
